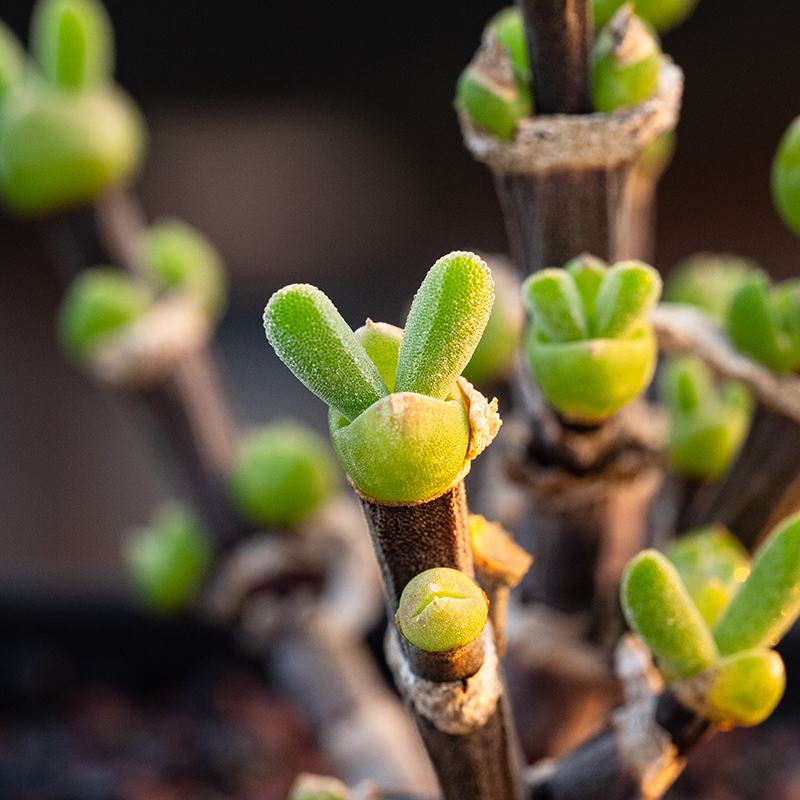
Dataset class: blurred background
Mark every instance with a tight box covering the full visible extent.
[1,0,799,606]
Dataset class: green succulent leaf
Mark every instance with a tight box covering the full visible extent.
[354,320,403,393]
[394,251,494,400]
[591,7,662,113]
[264,284,389,422]
[593,0,699,33]
[489,7,530,76]
[463,259,524,385]
[728,272,800,373]
[664,253,756,324]
[228,421,340,528]
[142,218,228,319]
[57,266,150,360]
[522,268,588,343]
[662,357,753,481]
[713,511,800,655]
[396,567,488,652]
[31,0,114,90]
[621,549,718,680]
[125,502,213,615]
[329,392,470,503]
[593,259,662,338]
[0,83,147,215]
[700,648,786,727]
[527,322,657,422]
[666,526,750,629]
[456,31,532,141]
[564,253,608,335]
[772,114,800,239]
[0,20,27,101]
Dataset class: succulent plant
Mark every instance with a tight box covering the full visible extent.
[125,502,213,614]
[622,512,800,727]
[0,0,146,215]
[664,253,756,324]
[228,421,340,529]
[264,252,497,504]
[141,218,228,320]
[455,15,532,141]
[56,266,151,360]
[728,270,800,373]
[661,357,753,481]
[396,567,489,653]
[591,5,662,114]
[522,255,661,422]
[772,114,800,238]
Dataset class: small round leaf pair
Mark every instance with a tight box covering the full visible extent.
[125,502,213,614]
[396,568,488,653]
[593,0,700,34]
[228,422,340,529]
[522,256,661,422]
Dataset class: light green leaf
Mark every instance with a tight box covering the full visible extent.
[522,268,588,342]
[594,260,662,338]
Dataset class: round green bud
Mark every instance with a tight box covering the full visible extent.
[593,0,699,33]
[489,7,530,77]
[713,511,800,655]
[463,260,524,385]
[664,253,756,324]
[456,34,532,141]
[591,7,662,114]
[228,422,340,529]
[125,502,213,615]
[396,567,488,653]
[0,83,147,215]
[527,322,657,423]
[621,549,718,681]
[700,648,785,728]
[354,320,403,392]
[666,526,750,629]
[773,115,800,238]
[30,0,114,90]
[330,391,470,504]
[728,271,800,373]
[142,218,228,320]
[57,266,150,360]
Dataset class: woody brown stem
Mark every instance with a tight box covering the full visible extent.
[516,0,593,115]
[42,188,245,547]
[358,482,525,800]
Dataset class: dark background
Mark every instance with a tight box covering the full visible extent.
[2,0,800,599]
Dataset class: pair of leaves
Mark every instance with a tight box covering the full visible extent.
[622,516,800,725]
[728,271,800,373]
[263,252,494,423]
[522,257,661,343]
[661,357,753,481]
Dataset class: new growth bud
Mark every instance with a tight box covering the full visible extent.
[522,256,661,422]
[593,0,700,33]
[591,5,662,114]
[396,567,488,653]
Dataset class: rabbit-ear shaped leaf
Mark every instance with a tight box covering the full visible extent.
[621,549,718,680]
[522,268,588,342]
[594,260,662,338]
[264,284,389,422]
[395,251,494,399]
[31,0,114,89]
[713,511,800,655]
